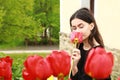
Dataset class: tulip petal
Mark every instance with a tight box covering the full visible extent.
[85,48,95,74]
[85,47,114,79]
[70,32,83,44]
[24,55,43,77]
[36,58,53,80]
[0,56,12,80]
[22,69,35,80]
[47,50,71,77]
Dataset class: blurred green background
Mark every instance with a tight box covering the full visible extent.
[0,0,60,49]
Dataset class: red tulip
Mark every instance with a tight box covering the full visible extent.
[35,58,53,80]
[23,55,43,78]
[1,56,13,66]
[47,50,71,80]
[22,69,35,80]
[0,56,13,80]
[85,47,114,79]
[23,55,53,80]
[70,31,83,44]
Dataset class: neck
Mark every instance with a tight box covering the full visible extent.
[83,40,91,50]
[82,38,100,50]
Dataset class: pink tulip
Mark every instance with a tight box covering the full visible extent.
[47,50,71,80]
[70,31,83,44]
[70,31,82,80]
[85,47,114,79]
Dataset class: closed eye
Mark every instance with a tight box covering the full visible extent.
[71,26,77,30]
[71,23,84,31]
[78,23,84,28]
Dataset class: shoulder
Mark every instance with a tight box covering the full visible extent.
[93,45,103,48]
[88,45,103,52]
[93,38,104,48]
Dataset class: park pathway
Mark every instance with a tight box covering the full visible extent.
[0,45,59,54]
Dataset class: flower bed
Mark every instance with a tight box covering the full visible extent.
[0,52,69,80]
[0,53,48,80]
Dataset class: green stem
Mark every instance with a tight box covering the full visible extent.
[68,59,73,78]
[68,42,77,78]
[74,42,77,48]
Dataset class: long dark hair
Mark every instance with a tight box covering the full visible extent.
[70,8,104,47]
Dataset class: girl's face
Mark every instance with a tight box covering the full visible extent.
[71,18,94,41]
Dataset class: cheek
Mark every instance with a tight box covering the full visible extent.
[82,30,91,40]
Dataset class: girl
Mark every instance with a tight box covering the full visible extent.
[70,8,111,80]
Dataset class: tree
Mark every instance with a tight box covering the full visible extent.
[33,0,60,44]
[0,0,40,44]
[0,0,60,47]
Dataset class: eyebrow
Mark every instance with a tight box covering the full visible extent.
[72,23,83,27]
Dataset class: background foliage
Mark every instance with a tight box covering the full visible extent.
[0,0,60,48]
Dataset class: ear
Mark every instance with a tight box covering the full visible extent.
[90,23,94,30]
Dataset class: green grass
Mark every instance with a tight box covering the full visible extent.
[7,53,48,59]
